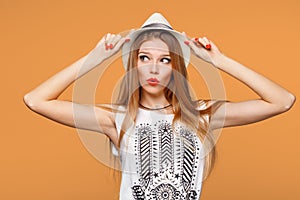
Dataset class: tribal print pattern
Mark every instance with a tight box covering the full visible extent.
[137,123,153,189]
[158,122,174,173]
[131,120,200,200]
[180,128,196,192]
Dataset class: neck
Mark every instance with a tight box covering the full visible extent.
[139,91,170,108]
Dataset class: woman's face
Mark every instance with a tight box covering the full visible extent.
[137,38,173,96]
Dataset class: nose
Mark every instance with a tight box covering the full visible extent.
[150,60,159,74]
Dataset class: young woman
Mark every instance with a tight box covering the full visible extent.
[23,13,295,200]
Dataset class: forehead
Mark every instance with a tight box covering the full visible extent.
[139,38,169,53]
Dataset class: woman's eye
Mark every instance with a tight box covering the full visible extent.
[139,55,149,62]
[161,58,171,64]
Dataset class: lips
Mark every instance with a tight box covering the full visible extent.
[147,77,160,86]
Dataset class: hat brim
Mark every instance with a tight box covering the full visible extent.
[122,27,190,70]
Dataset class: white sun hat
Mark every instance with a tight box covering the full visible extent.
[122,12,190,70]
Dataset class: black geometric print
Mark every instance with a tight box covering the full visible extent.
[180,128,196,192]
[187,190,198,200]
[150,183,179,199]
[132,185,145,200]
[158,122,174,173]
[137,124,153,189]
[132,120,199,200]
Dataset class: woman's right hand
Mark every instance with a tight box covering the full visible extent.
[93,30,134,62]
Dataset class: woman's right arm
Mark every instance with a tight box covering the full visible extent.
[23,33,130,144]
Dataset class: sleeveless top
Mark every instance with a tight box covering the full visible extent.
[111,102,210,200]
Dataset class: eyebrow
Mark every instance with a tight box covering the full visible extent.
[138,51,170,57]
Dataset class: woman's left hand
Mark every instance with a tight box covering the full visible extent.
[182,32,223,67]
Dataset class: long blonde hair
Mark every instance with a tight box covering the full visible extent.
[100,30,225,181]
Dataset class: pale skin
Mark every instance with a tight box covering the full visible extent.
[23,31,296,147]
[137,39,174,110]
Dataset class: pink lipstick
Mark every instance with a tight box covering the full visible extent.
[147,78,159,86]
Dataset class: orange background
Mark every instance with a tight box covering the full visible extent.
[1,0,299,199]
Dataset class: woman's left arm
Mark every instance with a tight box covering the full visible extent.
[185,36,296,130]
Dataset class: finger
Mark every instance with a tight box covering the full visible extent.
[107,33,115,43]
[105,33,119,50]
[113,38,125,50]
[124,28,135,40]
[203,37,210,44]
[195,37,205,46]
[105,33,111,42]
[104,33,111,50]
[183,32,194,42]
[194,37,211,50]
[110,34,122,48]
[185,38,201,53]
[113,36,130,50]
[202,37,212,49]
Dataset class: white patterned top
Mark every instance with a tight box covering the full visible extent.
[111,102,210,200]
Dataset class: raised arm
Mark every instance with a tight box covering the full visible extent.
[184,35,296,130]
[23,33,130,144]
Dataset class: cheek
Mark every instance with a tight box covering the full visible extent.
[162,68,173,82]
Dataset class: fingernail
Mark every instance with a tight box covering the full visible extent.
[184,41,189,45]
[205,44,211,49]
[125,38,130,42]
[109,44,113,49]
[195,38,199,42]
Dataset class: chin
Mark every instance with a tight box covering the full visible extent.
[141,85,165,95]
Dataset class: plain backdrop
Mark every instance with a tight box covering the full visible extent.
[1,0,299,199]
